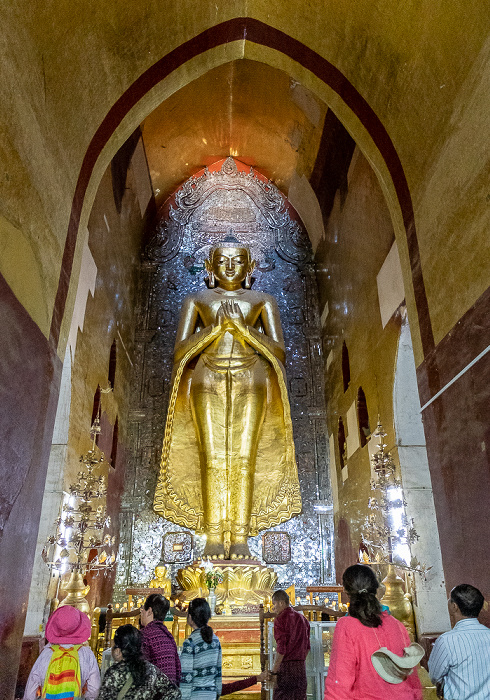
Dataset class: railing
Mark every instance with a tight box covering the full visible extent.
[104,604,141,649]
[306,585,344,607]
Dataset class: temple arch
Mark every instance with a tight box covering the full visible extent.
[53,22,427,370]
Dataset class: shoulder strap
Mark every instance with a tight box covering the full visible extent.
[116,674,134,700]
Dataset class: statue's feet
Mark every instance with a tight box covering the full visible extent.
[203,541,225,558]
[229,542,251,559]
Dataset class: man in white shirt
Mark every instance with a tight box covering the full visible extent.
[429,584,490,700]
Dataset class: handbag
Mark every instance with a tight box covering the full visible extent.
[436,680,448,699]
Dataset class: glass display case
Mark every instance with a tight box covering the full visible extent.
[269,620,337,699]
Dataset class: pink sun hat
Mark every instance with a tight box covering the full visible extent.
[45,605,91,645]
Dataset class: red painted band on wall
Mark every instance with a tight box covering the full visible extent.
[49,17,434,357]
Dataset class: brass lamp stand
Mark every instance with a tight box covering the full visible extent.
[381,564,415,637]
[42,416,116,615]
[362,421,429,637]
[59,571,91,614]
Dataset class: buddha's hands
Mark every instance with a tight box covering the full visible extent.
[217,300,248,336]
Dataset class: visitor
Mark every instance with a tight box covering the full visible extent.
[324,564,422,699]
[97,624,181,699]
[140,593,181,686]
[428,583,490,699]
[267,589,310,700]
[180,598,222,699]
[23,605,100,699]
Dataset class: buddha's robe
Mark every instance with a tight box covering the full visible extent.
[153,287,302,539]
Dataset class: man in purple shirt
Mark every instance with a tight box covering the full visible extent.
[267,589,310,700]
[140,593,181,686]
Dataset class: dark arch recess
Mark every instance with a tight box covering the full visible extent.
[49,17,434,356]
[338,417,347,470]
[357,387,371,448]
[342,341,350,392]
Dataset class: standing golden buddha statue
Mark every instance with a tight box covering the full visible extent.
[154,243,302,558]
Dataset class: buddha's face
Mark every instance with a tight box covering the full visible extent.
[210,246,251,289]
[155,566,167,578]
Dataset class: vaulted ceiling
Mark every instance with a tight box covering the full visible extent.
[141,59,328,206]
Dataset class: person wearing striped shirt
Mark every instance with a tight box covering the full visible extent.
[180,598,222,700]
[428,584,490,700]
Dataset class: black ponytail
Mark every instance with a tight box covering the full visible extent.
[113,624,148,686]
[200,624,213,644]
[342,564,383,628]
[188,598,214,643]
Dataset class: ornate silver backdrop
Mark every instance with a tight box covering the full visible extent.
[114,158,334,600]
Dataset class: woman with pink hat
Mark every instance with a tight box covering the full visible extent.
[23,605,100,699]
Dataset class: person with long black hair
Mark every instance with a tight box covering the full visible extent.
[180,598,222,699]
[97,624,181,700]
[324,565,422,699]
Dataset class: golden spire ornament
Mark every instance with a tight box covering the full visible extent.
[362,420,430,576]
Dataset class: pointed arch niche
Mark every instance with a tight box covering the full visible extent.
[52,20,431,372]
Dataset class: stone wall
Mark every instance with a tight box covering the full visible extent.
[315,148,450,634]
[19,146,146,689]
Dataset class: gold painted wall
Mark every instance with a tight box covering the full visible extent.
[66,161,142,478]
[63,157,145,604]
[142,59,327,204]
[315,148,402,577]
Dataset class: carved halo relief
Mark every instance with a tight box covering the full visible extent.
[126,158,329,588]
[145,157,311,266]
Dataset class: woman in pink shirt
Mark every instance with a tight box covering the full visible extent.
[324,565,422,700]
